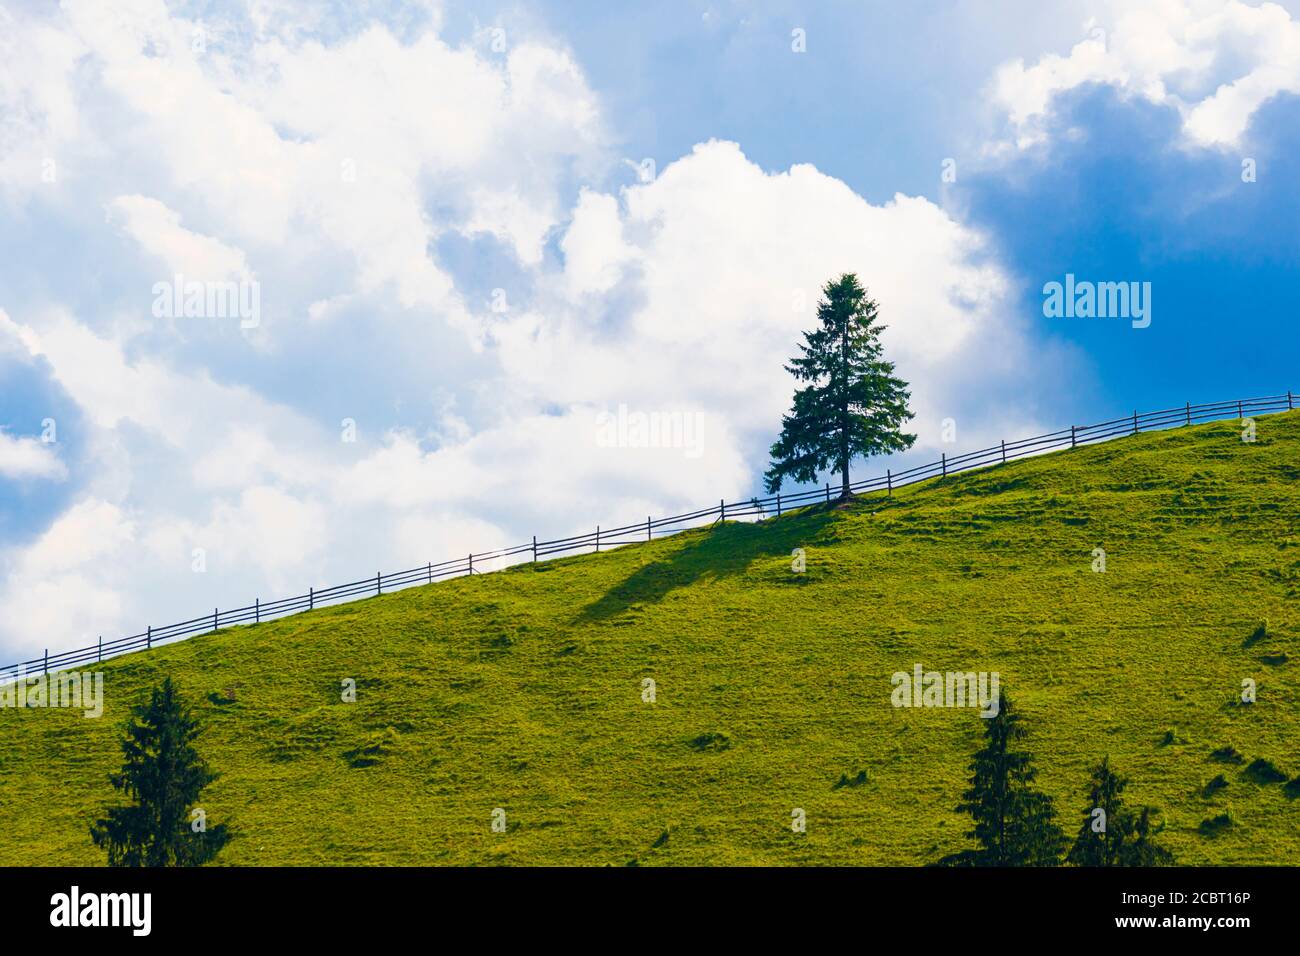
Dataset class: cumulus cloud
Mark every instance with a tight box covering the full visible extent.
[106,195,253,282]
[507,141,1039,458]
[45,0,606,335]
[992,0,1300,149]
[0,430,67,482]
[0,499,134,660]
[560,189,637,296]
[0,5,87,192]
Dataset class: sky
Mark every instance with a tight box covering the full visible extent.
[1,0,1298,661]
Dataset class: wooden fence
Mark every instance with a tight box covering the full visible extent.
[3,391,1294,678]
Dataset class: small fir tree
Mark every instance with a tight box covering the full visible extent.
[936,694,1064,866]
[1066,757,1174,866]
[764,273,915,498]
[90,677,230,866]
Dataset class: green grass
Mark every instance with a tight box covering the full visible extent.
[1,412,1297,866]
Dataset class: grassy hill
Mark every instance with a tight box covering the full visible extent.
[1,411,1298,866]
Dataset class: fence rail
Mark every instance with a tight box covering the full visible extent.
[4,390,1295,678]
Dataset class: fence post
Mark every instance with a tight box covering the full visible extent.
[825,482,830,503]
[720,498,725,522]
[776,493,782,516]
[376,572,382,595]
[532,536,537,563]
[427,561,432,583]
[941,452,947,476]
[255,598,260,624]
[1185,401,1191,425]
[147,625,152,649]
[1238,400,1243,419]
[309,587,313,610]
[886,469,892,496]
[646,516,651,541]
[1001,440,1006,464]
[595,527,600,553]
[44,648,48,676]
[98,635,102,663]
[213,607,218,632]
[468,553,473,575]
[1132,410,1138,435]
[1070,425,1076,448]
[1289,390,1294,410]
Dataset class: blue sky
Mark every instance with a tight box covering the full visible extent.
[1,0,1298,659]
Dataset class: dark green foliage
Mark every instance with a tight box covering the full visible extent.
[90,678,229,866]
[936,695,1064,866]
[764,274,915,497]
[1128,807,1176,865]
[1066,757,1174,866]
[1202,774,1228,797]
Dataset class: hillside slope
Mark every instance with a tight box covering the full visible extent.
[1,412,1297,866]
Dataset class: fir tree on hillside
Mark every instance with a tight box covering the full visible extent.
[1066,757,1174,866]
[90,677,230,866]
[935,694,1064,866]
[764,273,915,498]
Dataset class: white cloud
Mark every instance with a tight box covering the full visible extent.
[992,0,1300,149]
[13,499,133,578]
[36,0,606,335]
[106,195,252,281]
[9,309,264,440]
[505,141,1031,458]
[0,5,87,193]
[0,307,342,652]
[561,189,636,296]
[0,431,67,482]
[0,500,134,659]
[145,486,328,586]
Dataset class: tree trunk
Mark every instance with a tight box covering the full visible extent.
[839,310,852,499]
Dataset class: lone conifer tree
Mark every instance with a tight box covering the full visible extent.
[90,677,229,866]
[1066,757,1174,866]
[764,274,915,498]
[936,694,1064,866]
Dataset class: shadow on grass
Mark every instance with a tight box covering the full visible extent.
[575,505,840,623]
